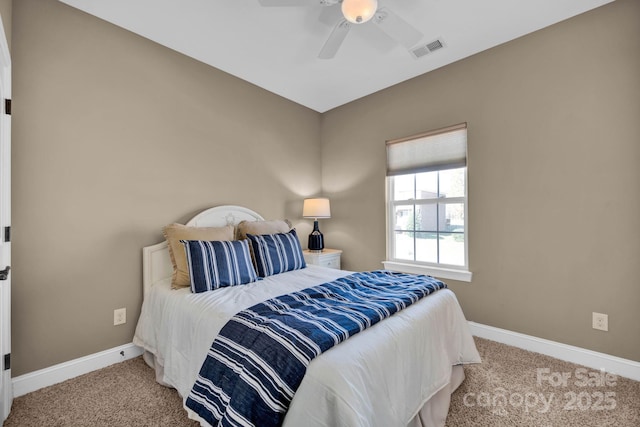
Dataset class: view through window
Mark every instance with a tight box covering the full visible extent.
[389,168,465,266]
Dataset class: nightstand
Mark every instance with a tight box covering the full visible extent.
[303,249,342,270]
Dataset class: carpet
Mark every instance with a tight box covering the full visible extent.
[5,337,639,426]
[446,338,640,426]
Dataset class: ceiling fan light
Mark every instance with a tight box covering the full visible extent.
[341,0,378,24]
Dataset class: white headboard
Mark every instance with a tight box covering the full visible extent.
[142,205,264,297]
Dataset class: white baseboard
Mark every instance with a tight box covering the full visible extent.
[468,322,640,382]
[12,343,144,398]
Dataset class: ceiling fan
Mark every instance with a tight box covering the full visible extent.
[258,0,423,59]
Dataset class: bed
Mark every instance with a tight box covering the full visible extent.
[133,205,481,427]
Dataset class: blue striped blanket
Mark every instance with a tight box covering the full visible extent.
[185,270,446,427]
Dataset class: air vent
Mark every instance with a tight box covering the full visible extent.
[426,39,443,51]
[410,38,445,59]
[411,45,430,59]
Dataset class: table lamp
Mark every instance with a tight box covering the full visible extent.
[302,198,331,252]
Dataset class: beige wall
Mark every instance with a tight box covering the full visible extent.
[322,0,640,361]
[11,0,321,375]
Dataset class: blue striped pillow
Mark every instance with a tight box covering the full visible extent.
[246,229,306,277]
[181,240,258,293]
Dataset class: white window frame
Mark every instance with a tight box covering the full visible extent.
[383,124,472,282]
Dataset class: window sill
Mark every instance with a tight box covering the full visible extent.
[382,261,472,283]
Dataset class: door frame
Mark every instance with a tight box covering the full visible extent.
[0,13,11,421]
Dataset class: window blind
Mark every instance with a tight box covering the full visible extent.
[386,123,467,176]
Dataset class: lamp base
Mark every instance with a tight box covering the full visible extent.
[308,220,324,252]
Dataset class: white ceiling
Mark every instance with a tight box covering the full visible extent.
[58,0,613,113]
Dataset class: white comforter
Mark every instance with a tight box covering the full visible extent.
[133,265,480,427]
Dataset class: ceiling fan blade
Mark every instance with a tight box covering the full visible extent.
[318,1,344,25]
[372,7,423,48]
[318,20,351,59]
[258,0,335,6]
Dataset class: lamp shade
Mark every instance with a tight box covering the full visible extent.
[303,198,331,219]
[341,0,378,24]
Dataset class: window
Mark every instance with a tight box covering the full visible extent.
[383,123,471,282]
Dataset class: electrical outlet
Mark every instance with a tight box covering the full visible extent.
[114,308,126,326]
[592,312,608,331]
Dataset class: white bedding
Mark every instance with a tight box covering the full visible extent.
[133,265,480,427]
